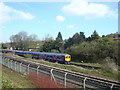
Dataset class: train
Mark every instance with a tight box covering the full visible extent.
[0,49,71,64]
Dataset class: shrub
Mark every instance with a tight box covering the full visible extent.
[51,49,59,53]
[103,57,118,72]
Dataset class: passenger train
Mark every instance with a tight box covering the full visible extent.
[0,49,71,64]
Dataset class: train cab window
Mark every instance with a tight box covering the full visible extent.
[65,56,68,58]
[66,56,70,58]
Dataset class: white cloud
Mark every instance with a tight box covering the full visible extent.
[66,25,75,29]
[0,2,35,24]
[56,15,65,22]
[62,0,117,19]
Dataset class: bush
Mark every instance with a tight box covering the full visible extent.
[66,38,118,64]
[103,57,118,72]
[51,49,59,53]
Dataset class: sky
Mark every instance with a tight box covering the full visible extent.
[0,0,118,43]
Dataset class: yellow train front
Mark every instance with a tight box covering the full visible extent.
[64,54,71,64]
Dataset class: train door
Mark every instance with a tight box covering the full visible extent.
[44,54,46,60]
[54,55,56,60]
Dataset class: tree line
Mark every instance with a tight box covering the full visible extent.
[9,31,38,50]
[1,30,119,65]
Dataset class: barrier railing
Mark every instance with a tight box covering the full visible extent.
[1,54,120,89]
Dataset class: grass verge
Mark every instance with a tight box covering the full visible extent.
[71,61,102,67]
[2,64,35,88]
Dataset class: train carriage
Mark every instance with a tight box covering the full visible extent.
[1,49,71,64]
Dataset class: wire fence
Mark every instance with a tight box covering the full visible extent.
[1,54,120,89]
[0,55,89,88]
[1,55,75,88]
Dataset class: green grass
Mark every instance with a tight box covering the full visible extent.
[2,64,36,88]
[4,53,119,81]
[71,61,102,67]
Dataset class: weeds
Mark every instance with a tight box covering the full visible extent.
[2,80,17,89]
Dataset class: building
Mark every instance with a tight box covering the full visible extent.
[106,32,120,41]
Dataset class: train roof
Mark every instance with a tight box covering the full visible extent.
[1,49,70,56]
[25,51,69,56]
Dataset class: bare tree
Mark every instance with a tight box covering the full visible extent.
[10,31,38,51]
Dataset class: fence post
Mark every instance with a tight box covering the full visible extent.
[27,64,30,75]
[84,77,87,89]
[64,73,67,87]
[3,57,5,65]
[37,66,40,76]
[4,57,7,65]
[2,57,3,65]
[20,63,22,73]
[2,57,4,65]
[14,61,16,71]
[0,56,2,64]
[5,58,7,65]
[111,84,114,90]
[50,69,56,82]
[8,59,10,68]
[11,60,13,69]
[9,59,11,68]
[0,57,2,64]
[4,58,6,66]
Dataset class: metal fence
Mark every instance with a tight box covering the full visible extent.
[1,55,78,88]
[0,54,90,88]
[1,54,120,89]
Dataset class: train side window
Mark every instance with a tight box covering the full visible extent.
[57,56,61,59]
[62,56,64,59]
[60,56,62,59]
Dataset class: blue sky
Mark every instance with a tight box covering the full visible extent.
[0,0,118,42]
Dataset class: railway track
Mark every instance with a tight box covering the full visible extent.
[4,53,102,70]
[1,54,120,89]
[3,53,102,70]
[70,63,102,69]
